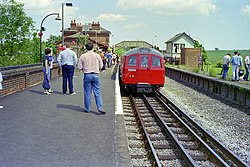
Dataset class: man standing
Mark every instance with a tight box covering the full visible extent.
[78,42,105,114]
[243,54,250,81]
[57,43,77,95]
[222,53,231,80]
[231,51,240,81]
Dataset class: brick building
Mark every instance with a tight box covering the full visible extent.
[60,20,111,56]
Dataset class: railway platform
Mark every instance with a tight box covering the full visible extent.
[0,65,130,167]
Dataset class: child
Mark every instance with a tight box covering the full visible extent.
[42,48,52,94]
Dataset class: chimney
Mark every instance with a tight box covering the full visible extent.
[76,23,83,33]
[70,20,77,30]
[91,21,100,31]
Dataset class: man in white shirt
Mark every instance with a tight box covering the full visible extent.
[222,53,231,80]
[243,55,250,81]
[57,43,77,95]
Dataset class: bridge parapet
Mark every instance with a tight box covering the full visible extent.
[0,63,60,97]
[166,67,250,107]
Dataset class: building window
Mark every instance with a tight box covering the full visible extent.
[174,43,179,53]
[180,44,185,49]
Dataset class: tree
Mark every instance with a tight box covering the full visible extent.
[194,40,209,70]
[45,35,61,55]
[0,0,35,66]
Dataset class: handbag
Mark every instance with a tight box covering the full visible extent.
[42,75,50,89]
[239,69,244,77]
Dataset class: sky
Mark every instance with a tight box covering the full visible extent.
[10,0,250,50]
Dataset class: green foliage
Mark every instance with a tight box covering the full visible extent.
[45,35,61,55]
[0,0,36,66]
[215,60,223,68]
[114,48,126,56]
[193,67,199,73]
[207,49,249,64]
[209,67,218,77]
[194,40,208,68]
[77,36,89,52]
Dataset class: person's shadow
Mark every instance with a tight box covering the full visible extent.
[56,104,101,115]
[56,104,82,112]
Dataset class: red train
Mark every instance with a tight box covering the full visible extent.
[119,47,165,93]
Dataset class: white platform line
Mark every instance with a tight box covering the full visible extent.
[115,65,123,115]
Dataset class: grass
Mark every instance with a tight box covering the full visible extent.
[206,49,249,64]
[166,49,249,80]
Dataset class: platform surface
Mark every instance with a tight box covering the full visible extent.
[0,67,117,167]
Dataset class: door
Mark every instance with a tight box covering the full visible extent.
[138,54,150,84]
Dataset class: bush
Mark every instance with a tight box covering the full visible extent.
[209,67,218,77]
[193,68,199,73]
[215,60,223,68]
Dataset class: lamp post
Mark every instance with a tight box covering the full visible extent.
[62,2,73,47]
[39,13,61,61]
[95,30,98,49]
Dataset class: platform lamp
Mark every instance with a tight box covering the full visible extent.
[62,2,73,47]
[39,13,61,62]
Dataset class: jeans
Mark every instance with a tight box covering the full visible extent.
[108,58,112,68]
[222,64,229,79]
[83,73,103,112]
[232,65,239,80]
[102,59,106,71]
[43,67,51,81]
[62,65,75,94]
[243,64,250,80]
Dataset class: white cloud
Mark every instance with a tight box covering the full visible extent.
[97,14,130,21]
[16,0,58,10]
[241,5,250,20]
[117,0,217,16]
[124,23,146,30]
[16,0,78,17]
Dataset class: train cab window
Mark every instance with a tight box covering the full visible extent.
[152,56,161,67]
[141,56,148,67]
[128,56,136,66]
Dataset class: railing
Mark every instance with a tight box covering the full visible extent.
[0,63,60,97]
[166,67,250,107]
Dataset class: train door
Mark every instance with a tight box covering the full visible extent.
[150,55,165,85]
[138,54,150,84]
[124,55,137,84]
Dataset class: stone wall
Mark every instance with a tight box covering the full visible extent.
[0,63,60,97]
[166,67,250,107]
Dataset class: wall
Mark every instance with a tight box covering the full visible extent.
[0,63,60,97]
[166,67,250,107]
[181,48,201,69]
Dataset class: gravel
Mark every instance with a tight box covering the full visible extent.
[160,77,250,164]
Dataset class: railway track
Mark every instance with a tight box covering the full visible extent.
[121,91,248,167]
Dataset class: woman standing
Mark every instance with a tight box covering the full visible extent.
[42,48,53,94]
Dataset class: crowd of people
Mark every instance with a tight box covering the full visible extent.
[96,50,118,72]
[222,51,250,81]
[41,42,120,114]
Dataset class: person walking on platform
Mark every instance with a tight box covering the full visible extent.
[222,53,231,80]
[243,54,250,81]
[231,51,240,81]
[105,51,112,68]
[98,50,106,72]
[57,43,77,95]
[78,42,105,114]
